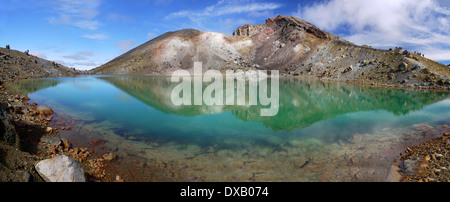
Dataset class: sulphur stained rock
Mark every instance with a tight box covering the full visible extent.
[35,155,86,182]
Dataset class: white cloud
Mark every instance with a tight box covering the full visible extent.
[83,33,109,40]
[296,0,450,61]
[166,0,282,34]
[107,13,133,23]
[115,39,135,52]
[63,51,93,60]
[167,1,282,19]
[74,20,100,30]
[46,0,102,30]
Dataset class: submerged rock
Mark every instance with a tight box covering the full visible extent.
[40,135,61,146]
[103,152,117,162]
[35,155,86,182]
[412,124,433,131]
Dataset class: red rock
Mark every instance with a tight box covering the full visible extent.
[13,107,23,114]
[13,94,20,100]
[50,144,56,154]
[90,138,106,147]
[20,96,30,101]
[37,106,54,116]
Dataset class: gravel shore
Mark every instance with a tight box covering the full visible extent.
[398,130,450,182]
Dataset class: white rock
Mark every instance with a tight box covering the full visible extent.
[35,155,86,182]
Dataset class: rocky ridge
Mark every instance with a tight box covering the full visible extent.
[91,15,450,89]
[0,47,80,81]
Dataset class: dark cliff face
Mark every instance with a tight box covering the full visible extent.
[0,103,16,146]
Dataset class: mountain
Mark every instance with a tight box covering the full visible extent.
[91,15,450,88]
[0,47,79,81]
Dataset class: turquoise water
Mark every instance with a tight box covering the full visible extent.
[6,76,450,181]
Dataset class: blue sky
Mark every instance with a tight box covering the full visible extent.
[1,0,449,70]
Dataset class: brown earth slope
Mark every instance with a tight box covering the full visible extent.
[0,47,79,81]
[91,15,450,89]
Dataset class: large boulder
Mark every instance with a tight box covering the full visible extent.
[35,155,86,182]
[398,62,408,71]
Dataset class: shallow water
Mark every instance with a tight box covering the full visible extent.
[6,76,450,181]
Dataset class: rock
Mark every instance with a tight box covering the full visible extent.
[116,175,122,181]
[103,152,117,162]
[386,164,402,182]
[45,127,52,132]
[90,138,106,147]
[13,107,23,114]
[40,135,61,146]
[14,170,31,182]
[50,144,56,153]
[398,62,408,71]
[422,68,430,74]
[35,155,86,182]
[413,124,433,130]
[435,153,444,160]
[343,65,353,73]
[62,139,71,149]
[403,157,420,176]
[37,105,54,116]
[0,103,16,146]
[20,96,30,102]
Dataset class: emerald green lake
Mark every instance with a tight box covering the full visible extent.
[6,76,450,181]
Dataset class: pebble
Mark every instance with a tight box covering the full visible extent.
[103,152,117,162]
[62,139,71,149]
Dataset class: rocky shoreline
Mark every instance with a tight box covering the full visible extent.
[0,79,120,182]
[396,131,450,182]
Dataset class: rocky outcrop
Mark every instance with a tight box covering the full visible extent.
[0,47,80,81]
[35,155,86,182]
[0,103,16,146]
[91,15,450,89]
[232,24,266,37]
